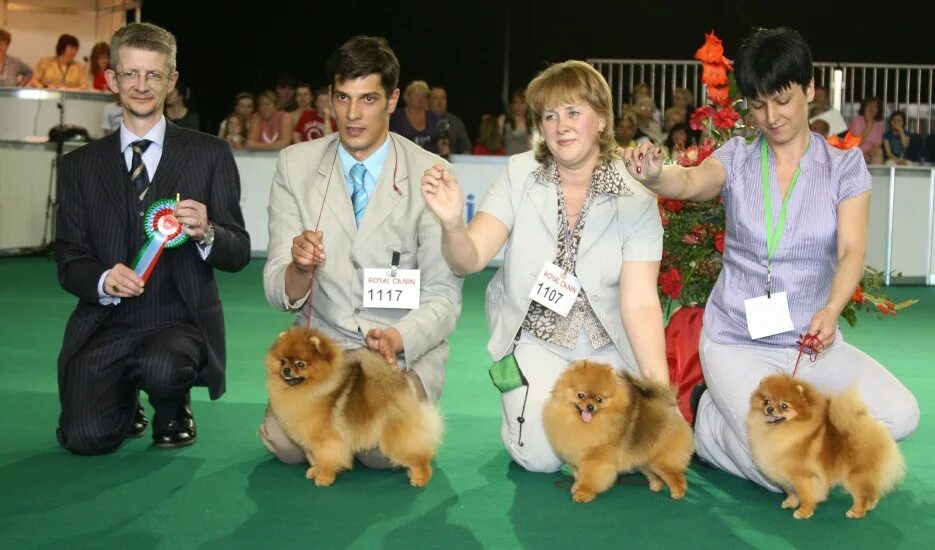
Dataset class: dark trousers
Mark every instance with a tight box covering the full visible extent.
[57,322,206,455]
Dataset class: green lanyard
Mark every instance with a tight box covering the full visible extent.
[760,139,803,296]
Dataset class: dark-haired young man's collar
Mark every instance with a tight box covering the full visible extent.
[338,134,392,195]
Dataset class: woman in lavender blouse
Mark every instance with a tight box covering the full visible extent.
[622,27,919,491]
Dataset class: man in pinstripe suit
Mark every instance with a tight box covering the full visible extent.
[54,23,250,455]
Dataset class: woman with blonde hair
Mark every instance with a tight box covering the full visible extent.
[390,79,440,151]
[421,60,668,473]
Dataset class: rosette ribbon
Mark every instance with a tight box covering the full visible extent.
[131,198,189,282]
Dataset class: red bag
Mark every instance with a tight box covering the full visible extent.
[665,306,706,424]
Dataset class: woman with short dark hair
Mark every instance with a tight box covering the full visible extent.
[28,33,89,90]
[623,26,918,491]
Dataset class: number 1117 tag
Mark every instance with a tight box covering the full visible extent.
[528,262,581,317]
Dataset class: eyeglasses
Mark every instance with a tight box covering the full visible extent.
[116,69,167,84]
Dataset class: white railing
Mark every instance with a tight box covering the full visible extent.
[589,59,935,134]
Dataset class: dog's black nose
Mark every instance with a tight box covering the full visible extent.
[282,367,292,377]
[586,403,595,412]
[766,406,774,415]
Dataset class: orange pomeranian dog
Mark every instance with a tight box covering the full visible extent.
[265,327,442,487]
[543,360,694,503]
[747,374,905,519]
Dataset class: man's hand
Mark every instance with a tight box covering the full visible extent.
[175,199,210,241]
[365,327,404,367]
[105,263,144,298]
[291,231,325,273]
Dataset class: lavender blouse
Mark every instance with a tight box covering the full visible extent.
[704,133,872,348]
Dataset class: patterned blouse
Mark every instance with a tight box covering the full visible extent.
[520,160,633,349]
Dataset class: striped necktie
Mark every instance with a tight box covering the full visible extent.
[130,139,153,200]
[350,162,369,226]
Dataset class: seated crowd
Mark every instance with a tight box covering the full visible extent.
[2,27,933,164]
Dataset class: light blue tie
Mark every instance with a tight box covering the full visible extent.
[350,162,369,226]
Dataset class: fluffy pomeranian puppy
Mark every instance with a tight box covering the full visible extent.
[265,327,442,487]
[747,374,905,519]
[543,360,694,503]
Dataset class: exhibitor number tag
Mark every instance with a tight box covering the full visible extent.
[363,268,420,309]
[528,262,580,317]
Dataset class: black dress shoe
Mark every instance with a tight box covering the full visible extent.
[127,405,148,438]
[152,403,196,449]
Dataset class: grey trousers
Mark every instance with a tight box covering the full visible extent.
[500,331,635,473]
[694,328,920,491]
[258,357,428,470]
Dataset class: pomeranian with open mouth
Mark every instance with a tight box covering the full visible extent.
[543,360,694,503]
[747,374,905,519]
[265,327,442,487]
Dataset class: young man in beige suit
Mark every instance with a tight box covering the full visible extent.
[259,36,463,467]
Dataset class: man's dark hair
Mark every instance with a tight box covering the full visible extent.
[735,27,813,99]
[325,35,400,96]
[55,33,80,55]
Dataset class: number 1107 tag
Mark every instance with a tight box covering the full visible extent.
[528,262,580,317]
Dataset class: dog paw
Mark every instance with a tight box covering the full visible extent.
[305,466,318,480]
[793,508,814,520]
[846,508,867,519]
[572,488,597,503]
[307,467,336,486]
[781,496,799,509]
[648,479,664,492]
[408,468,431,487]
[669,489,685,500]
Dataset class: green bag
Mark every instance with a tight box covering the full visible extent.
[488,354,527,393]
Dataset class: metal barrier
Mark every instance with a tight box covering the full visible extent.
[589,59,935,135]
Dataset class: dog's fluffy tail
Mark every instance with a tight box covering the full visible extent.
[827,386,869,435]
[830,386,906,491]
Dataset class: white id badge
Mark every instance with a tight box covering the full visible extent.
[744,291,795,339]
[528,262,581,317]
[363,268,420,309]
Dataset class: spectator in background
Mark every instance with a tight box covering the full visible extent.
[292,85,335,143]
[883,110,923,165]
[246,90,291,150]
[99,92,122,137]
[165,80,200,130]
[663,106,686,132]
[220,113,247,149]
[430,86,472,154]
[217,92,255,137]
[671,87,694,117]
[615,107,640,147]
[29,33,89,90]
[289,82,314,132]
[0,28,32,86]
[809,118,831,137]
[632,82,662,127]
[390,79,440,152]
[275,73,298,114]
[808,85,847,135]
[501,88,531,155]
[662,121,693,162]
[850,96,884,165]
[634,95,664,144]
[88,42,110,91]
[472,114,506,155]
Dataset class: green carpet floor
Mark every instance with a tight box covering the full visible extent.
[0,256,932,549]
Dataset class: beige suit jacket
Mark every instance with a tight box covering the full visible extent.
[263,133,463,401]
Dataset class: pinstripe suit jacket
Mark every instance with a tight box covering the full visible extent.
[55,123,251,399]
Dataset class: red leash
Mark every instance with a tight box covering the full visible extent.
[791,334,820,377]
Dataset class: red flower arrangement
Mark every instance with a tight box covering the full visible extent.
[658,31,916,327]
